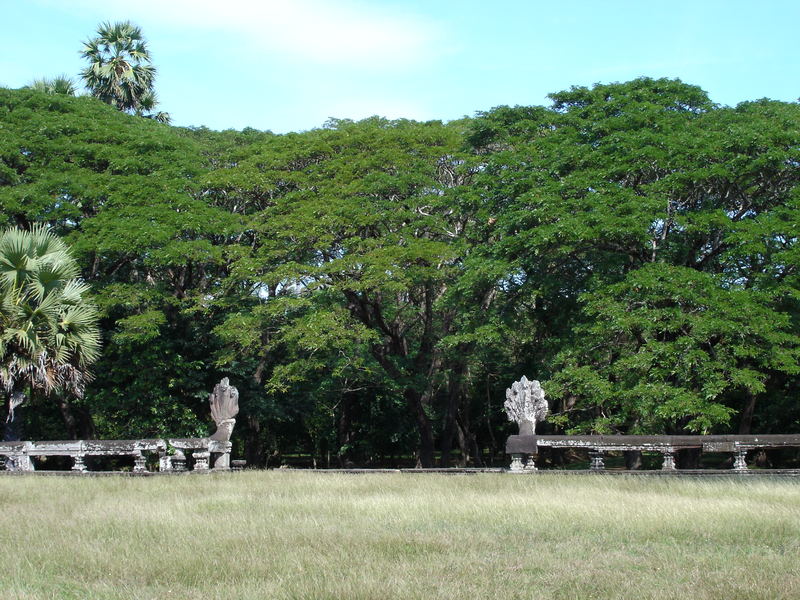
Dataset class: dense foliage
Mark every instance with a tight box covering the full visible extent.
[1,78,799,466]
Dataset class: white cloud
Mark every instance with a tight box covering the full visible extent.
[59,0,444,70]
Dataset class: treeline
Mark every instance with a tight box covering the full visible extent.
[2,77,800,467]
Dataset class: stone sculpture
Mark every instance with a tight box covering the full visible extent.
[505,376,548,472]
[504,376,548,436]
[208,377,239,469]
[209,377,239,441]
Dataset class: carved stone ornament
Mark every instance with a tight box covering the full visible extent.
[504,376,548,436]
[209,377,239,442]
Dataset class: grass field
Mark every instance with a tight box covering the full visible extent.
[0,472,798,599]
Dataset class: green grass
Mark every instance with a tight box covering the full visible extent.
[0,472,798,599]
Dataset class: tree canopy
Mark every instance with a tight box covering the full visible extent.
[1,76,799,466]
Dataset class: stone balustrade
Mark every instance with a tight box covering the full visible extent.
[0,438,232,473]
[506,434,800,472]
[0,378,240,474]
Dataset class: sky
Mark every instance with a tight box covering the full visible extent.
[1,0,798,133]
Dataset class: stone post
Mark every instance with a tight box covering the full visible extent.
[509,454,526,473]
[170,449,187,472]
[733,448,748,471]
[133,451,148,473]
[524,455,538,472]
[212,441,233,469]
[193,450,210,471]
[661,448,676,471]
[72,454,87,472]
[589,451,605,471]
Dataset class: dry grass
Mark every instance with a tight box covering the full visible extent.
[0,472,798,599]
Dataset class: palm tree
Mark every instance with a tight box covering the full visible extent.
[79,21,170,123]
[0,225,101,443]
[26,75,78,96]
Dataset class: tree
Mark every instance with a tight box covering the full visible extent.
[468,78,800,436]
[79,21,169,123]
[0,87,235,441]
[0,225,100,441]
[210,117,501,467]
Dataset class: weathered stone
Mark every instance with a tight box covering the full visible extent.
[509,453,525,473]
[133,451,148,473]
[504,376,548,437]
[589,451,605,471]
[523,455,538,472]
[703,441,736,453]
[734,449,748,471]
[72,454,87,472]
[209,378,239,442]
[0,441,33,471]
[661,448,676,471]
[169,449,187,471]
[505,434,800,472]
[194,450,210,471]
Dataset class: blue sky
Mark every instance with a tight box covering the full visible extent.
[1,0,797,133]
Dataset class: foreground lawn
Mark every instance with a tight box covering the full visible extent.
[0,472,798,599]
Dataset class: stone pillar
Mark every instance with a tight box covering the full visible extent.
[733,449,748,471]
[133,451,148,473]
[8,449,34,472]
[509,453,526,473]
[72,454,87,472]
[170,450,187,472]
[159,455,171,472]
[589,451,605,471]
[524,455,538,472]
[661,448,677,471]
[193,450,210,471]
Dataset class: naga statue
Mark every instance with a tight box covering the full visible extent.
[210,377,239,441]
[504,376,548,436]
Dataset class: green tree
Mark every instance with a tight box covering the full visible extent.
[0,225,100,439]
[469,78,800,435]
[0,88,231,439]
[210,117,497,466]
[79,21,169,123]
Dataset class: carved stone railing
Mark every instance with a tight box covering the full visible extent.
[506,434,800,472]
[0,378,239,474]
[165,438,232,472]
[0,439,167,473]
[0,437,234,473]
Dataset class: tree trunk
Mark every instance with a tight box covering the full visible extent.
[244,415,265,467]
[440,362,467,467]
[739,392,757,434]
[56,396,80,439]
[405,388,435,468]
[337,393,355,467]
